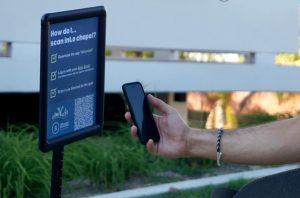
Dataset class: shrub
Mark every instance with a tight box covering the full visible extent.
[0,123,216,197]
[237,114,278,128]
[64,125,152,188]
[0,128,51,198]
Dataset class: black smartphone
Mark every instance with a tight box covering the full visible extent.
[122,82,160,145]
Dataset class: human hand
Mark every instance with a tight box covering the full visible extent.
[125,94,190,158]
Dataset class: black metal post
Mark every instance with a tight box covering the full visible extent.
[50,146,64,198]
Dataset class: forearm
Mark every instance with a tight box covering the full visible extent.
[186,116,300,165]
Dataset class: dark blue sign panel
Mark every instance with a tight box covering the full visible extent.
[40,7,106,152]
[47,17,98,141]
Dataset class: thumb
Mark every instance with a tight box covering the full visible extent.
[147,94,174,115]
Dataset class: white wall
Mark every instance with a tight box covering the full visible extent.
[1,0,298,52]
[105,55,300,93]
[0,43,40,92]
[0,0,299,92]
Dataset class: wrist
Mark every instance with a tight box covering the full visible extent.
[185,128,215,159]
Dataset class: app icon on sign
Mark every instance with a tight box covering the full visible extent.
[52,122,60,134]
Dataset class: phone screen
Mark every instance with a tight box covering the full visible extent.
[123,82,160,144]
[125,83,144,127]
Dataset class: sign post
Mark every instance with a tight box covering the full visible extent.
[39,6,106,197]
[50,147,64,198]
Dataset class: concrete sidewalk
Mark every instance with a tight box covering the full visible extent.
[86,164,299,198]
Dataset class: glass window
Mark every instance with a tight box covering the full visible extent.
[0,41,11,57]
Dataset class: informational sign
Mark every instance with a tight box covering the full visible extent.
[39,7,106,152]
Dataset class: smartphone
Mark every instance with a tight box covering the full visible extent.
[122,82,160,145]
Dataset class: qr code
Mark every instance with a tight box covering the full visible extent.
[74,94,94,130]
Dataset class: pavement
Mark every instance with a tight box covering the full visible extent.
[86,164,300,198]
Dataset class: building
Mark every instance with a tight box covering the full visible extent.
[0,0,299,123]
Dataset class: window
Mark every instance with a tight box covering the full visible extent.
[179,51,254,64]
[0,41,11,57]
[275,53,300,67]
[106,47,254,64]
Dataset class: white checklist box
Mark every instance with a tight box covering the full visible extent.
[51,71,57,81]
[50,89,57,98]
[51,54,57,63]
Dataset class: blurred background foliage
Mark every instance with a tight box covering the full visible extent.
[0,108,281,198]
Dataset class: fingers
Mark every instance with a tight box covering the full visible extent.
[147,94,174,115]
[130,125,138,138]
[146,139,158,155]
[126,113,158,153]
[124,112,133,125]
[125,112,138,138]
